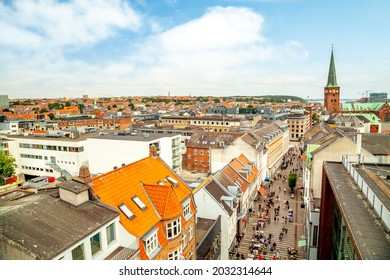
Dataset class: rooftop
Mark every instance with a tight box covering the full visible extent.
[0,188,118,260]
[324,162,390,260]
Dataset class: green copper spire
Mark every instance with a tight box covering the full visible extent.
[326,46,338,87]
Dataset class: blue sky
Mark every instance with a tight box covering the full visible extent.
[0,0,389,100]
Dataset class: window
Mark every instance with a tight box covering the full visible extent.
[119,203,135,219]
[182,199,191,220]
[168,247,182,260]
[106,223,116,245]
[132,196,147,210]
[200,150,204,156]
[194,159,198,165]
[312,225,318,247]
[183,232,187,248]
[187,154,191,159]
[166,218,181,239]
[189,224,193,240]
[72,244,84,260]
[194,149,197,155]
[90,232,101,257]
[145,230,159,256]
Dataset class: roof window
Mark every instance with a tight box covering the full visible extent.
[132,196,147,210]
[118,204,135,220]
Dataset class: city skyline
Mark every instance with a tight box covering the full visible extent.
[1,0,389,99]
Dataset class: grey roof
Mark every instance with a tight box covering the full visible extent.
[89,131,177,142]
[187,131,244,148]
[0,189,118,260]
[361,134,390,155]
[323,162,390,259]
[250,123,284,143]
[310,131,344,156]
[204,179,234,216]
[304,122,335,146]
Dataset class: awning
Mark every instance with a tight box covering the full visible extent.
[298,239,307,247]
[258,186,265,196]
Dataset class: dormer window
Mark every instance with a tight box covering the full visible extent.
[182,198,192,221]
[166,218,181,239]
[118,204,135,220]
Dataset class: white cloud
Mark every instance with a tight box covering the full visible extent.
[1,4,314,98]
[0,0,142,51]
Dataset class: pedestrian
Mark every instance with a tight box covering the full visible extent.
[285,227,288,235]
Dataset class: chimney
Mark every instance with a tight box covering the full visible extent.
[78,166,91,184]
[150,144,158,158]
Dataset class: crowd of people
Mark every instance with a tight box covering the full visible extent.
[235,146,303,260]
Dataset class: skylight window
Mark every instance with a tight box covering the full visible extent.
[118,204,135,220]
[132,196,147,210]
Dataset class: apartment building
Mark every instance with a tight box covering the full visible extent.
[287,114,310,142]
[185,132,245,174]
[91,153,197,260]
[6,130,182,180]
[161,115,242,132]
[318,156,390,259]
[0,176,138,260]
[86,131,182,174]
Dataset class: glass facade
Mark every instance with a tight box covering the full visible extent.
[331,202,358,260]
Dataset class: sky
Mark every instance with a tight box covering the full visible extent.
[0,0,389,100]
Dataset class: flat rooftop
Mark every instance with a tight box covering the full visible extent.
[324,162,390,260]
[0,188,118,259]
[89,131,178,142]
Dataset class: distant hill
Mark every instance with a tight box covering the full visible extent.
[256,95,306,103]
[229,95,306,103]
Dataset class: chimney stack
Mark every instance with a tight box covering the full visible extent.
[78,166,92,184]
[150,144,158,158]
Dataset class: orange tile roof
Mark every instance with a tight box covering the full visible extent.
[143,183,183,220]
[229,154,259,185]
[91,156,192,238]
[222,165,249,192]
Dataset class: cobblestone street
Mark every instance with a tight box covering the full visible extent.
[234,146,306,260]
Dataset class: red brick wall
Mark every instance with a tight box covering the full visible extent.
[324,87,340,114]
[185,147,210,173]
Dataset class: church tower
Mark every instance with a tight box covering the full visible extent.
[324,47,340,114]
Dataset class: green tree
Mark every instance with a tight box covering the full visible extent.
[288,172,297,191]
[0,151,17,185]
[312,113,319,122]
[65,101,71,107]
[112,104,117,108]
[129,102,135,110]
[213,98,221,103]
[48,113,55,120]
[78,104,85,114]
[107,106,111,110]
[39,108,48,113]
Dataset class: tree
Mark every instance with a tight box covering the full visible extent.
[78,104,85,114]
[0,151,17,185]
[213,98,221,103]
[288,172,297,191]
[312,113,319,123]
[48,113,55,120]
[107,106,111,111]
[39,108,48,113]
[129,102,135,110]
[65,101,71,107]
